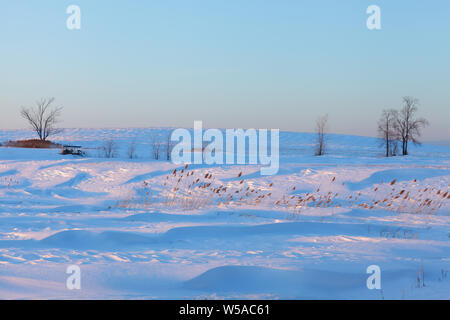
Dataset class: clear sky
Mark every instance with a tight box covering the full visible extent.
[1,1,449,140]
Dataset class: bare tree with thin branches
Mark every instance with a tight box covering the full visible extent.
[20,98,63,141]
[165,133,173,161]
[315,114,328,156]
[127,139,137,159]
[151,134,162,160]
[102,139,118,158]
[395,97,429,156]
[378,109,399,157]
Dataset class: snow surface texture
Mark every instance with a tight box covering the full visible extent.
[0,128,449,299]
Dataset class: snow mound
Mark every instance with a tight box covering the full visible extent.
[183,265,421,299]
[40,230,156,249]
[346,168,449,190]
[183,266,368,298]
[55,172,92,188]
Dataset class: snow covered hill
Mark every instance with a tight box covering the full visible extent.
[0,128,448,299]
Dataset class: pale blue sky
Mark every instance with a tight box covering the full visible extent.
[1,1,449,140]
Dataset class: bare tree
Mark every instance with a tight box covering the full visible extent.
[378,109,399,157]
[151,134,162,160]
[165,133,173,161]
[395,97,429,156]
[315,114,328,156]
[20,97,63,141]
[102,139,118,158]
[127,139,137,159]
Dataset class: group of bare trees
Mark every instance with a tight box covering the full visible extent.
[314,96,428,157]
[19,97,174,160]
[101,139,119,158]
[378,96,429,157]
[101,134,173,159]
[151,134,173,160]
[19,96,429,159]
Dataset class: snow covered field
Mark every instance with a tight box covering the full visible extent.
[0,128,449,299]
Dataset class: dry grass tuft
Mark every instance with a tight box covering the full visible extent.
[118,170,449,215]
[4,139,62,149]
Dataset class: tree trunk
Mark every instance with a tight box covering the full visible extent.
[386,133,389,157]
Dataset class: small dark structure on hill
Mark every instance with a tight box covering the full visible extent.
[61,145,85,156]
